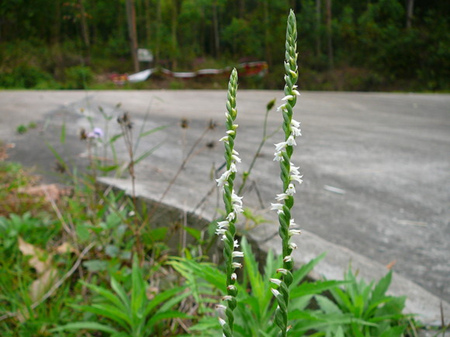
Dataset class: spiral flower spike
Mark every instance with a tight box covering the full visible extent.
[216,68,244,337]
[271,10,302,337]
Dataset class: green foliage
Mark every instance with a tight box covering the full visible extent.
[16,125,28,134]
[0,64,57,89]
[317,268,411,337]
[171,238,350,337]
[0,0,448,90]
[52,255,190,336]
[0,212,58,251]
[64,65,94,89]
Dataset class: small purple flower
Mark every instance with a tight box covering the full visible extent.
[87,127,103,139]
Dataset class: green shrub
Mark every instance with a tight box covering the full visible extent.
[0,64,54,89]
[64,65,94,89]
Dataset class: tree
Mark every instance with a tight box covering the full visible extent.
[406,0,414,28]
[325,0,333,70]
[125,0,139,72]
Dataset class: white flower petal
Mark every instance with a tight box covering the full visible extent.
[290,174,303,184]
[217,220,229,229]
[273,151,284,162]
[271,288,281,297]
[289,229,302,236]
[286,183,296,195]
[232,251,244,258]
[231,154,241,163]
[274,141,287,153]
[286,135,297,146]
[276,193,289,201]
[270,278,282,286]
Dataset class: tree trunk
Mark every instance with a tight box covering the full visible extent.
[155,0,162,64]
[325,0,333,70]
[52,0,61,45]
[126,0,139,72]
[316,0,321,57]
[144,0,151,47]
[171,0,178,69]
[78,0,90,63]
[212,1,220,58]
[263,0,272,66]
[406,0,414,29]
[238,0,245,18]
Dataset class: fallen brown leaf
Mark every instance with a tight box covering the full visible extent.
[18,184,71,202]
[18,237,58,302]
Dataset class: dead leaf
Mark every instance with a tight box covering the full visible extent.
[18,237,58,301]
[0,143,14,161]
[55,241,75,254]
[29,269,58,302]
[18,237,51,274]
[18,184,71,202]
[386,260,397,270]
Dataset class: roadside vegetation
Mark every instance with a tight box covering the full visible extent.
[0,0,449,91]
[0,142,421,336]
[1,8,446,337]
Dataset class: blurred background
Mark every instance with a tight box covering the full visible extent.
[0,0,449,91]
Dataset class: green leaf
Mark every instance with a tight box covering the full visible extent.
[60,122,66,144]
[144,285,187,316]
[131,254,145,317]
[45,141,68,173]
[71,304,130,329]
[111,333,130,337]
[75,223,91,242]
[334,326,345,337]
[144,310,190,333]
[139,125,169,138]
[241,237,264,301]
[50,322,120,334]
[315,294,342,314]
[142,227,168,244]
[134,143,164,165]
[371,270,392,303]
[97,164,120,172]
[105,245,120,258]
[329,287,353,313]
[292,253,327,285]
[183,226,202,241]
[379,325,406,337]
[291,280,349,299]
[290,311,375,334]
[159,291,190,312]
[376,295,406,317]
[109,133,124,143]
[82,259,108,272]
[111,276,130,311]
[79,281,127,311]
[188,316,220,332]
[178,259,226,292]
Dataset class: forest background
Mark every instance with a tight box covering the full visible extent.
[0,0,449,91]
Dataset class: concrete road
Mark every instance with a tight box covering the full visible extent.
[1,90,449,322]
